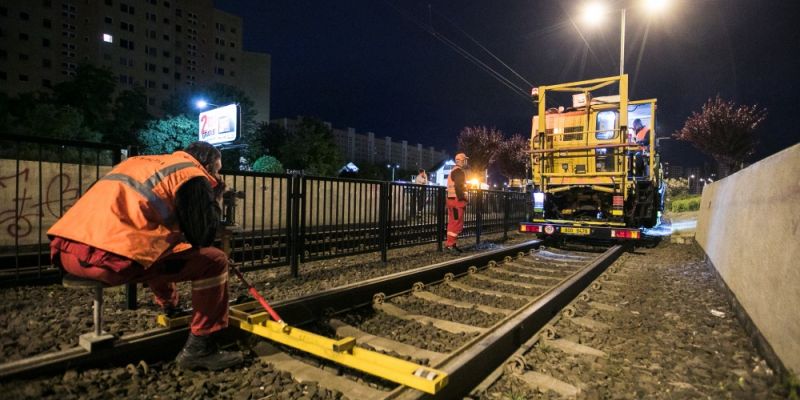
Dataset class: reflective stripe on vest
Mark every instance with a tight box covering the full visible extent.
[101,161,196,223]
[447,166,461,198]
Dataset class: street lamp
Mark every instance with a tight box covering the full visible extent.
[386,164,399,181]
[580,0,671,75]
[194,99,219,110]
[689,174,695,193]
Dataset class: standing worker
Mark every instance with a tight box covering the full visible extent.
[414,168,428,216]
[633,118,651,152]
[47,141,243,371]
[445,153,469,254]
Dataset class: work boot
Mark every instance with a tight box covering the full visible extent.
[163,304,191,318]
[445,246,461,255]
[175,334,243,371]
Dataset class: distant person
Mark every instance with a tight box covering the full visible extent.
[633,119,650,151]
[414,169,428,185]
[445,153,469,254]
[631,119,651,176]
[47,141,243,371]
[414,169,428,216]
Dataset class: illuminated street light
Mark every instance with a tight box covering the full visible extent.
[644,0,669,14]
[580,0,671,75]
[386,163,400,181]
[581,2,608,27]
[194,99,219,110]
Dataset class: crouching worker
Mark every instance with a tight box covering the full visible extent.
[47,141,243,371]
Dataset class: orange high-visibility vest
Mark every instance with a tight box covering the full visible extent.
[636,127,650,143]
[447,165,462,199]
[48,151,218,268]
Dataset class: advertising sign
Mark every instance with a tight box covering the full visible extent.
[199,103,239,145]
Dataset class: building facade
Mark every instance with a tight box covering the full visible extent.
[0,0,270,122]
[272,117,449,171]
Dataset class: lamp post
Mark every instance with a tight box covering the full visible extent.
[581,0,670,75]
[689,174,695,194]
[387,163,399,181]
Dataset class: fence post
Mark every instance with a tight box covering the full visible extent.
[379,182,389,263]
[475,190,483,246]
[436,187,446,252]
[123,146,137,310]
[288,174,302,278]
[503,192,510,241]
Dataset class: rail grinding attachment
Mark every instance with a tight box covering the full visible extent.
[157,262,448,395]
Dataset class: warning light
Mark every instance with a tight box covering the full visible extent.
[611,229,640,239]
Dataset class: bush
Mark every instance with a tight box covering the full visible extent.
[251,155,284,173]
[670,195,701,212]
[665,177,689,198]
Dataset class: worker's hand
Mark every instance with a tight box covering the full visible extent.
[213,180,227,202]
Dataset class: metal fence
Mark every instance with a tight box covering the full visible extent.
[0,134,123,285]
[224,174,530,278]
[0,134,532,286]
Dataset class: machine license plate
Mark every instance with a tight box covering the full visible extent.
[561,227,591,235]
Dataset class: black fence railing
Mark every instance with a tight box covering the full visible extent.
[0,134,125,285]
[0,135,532,287]
[223,174,531,278]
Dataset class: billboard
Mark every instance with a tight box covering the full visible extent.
[198,103,239,145]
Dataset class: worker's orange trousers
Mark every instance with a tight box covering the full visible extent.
[51,237,229,336]
[445,198,467,247]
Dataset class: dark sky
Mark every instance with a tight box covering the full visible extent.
[214,0,800,164]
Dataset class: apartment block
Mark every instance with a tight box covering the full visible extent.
[0,0,270,121]
[272,117,449,170]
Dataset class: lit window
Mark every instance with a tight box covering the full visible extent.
[103,33,113,43]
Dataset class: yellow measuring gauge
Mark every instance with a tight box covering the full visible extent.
[561,227,591,235]
[232,315,448,394]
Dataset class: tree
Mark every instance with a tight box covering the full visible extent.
[52,64,117,132]
[106,86,151,146]
[0,100,103,162]
[139,115,198,155]
[251,155,284,173]
[674,95,767,176]
[249,121,289,161]
[494,134,529,180]
[278,117,343,176]
[457,126,503,179]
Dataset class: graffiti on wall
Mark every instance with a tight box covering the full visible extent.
[0,160,109,247]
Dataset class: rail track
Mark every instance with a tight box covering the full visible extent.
[0,240,625,399]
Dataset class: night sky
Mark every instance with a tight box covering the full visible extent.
[214,0,800,165]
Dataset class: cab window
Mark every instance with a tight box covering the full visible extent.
[595,111,617,140]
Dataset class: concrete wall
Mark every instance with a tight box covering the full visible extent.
[696,143,800,374]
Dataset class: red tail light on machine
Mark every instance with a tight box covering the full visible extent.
[610,229,640,239]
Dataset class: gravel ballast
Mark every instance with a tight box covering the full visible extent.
[482,241,790,399]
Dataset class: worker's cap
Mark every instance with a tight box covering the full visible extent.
[455,153,469,161]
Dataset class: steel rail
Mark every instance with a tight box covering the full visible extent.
[0,240,542,381]
[388,244,625,399]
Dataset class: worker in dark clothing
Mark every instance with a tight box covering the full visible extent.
[48,141,243,371]
[633,118,651,152]
[445,153,469,254]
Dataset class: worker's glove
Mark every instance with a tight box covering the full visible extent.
[213,180,227,202]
